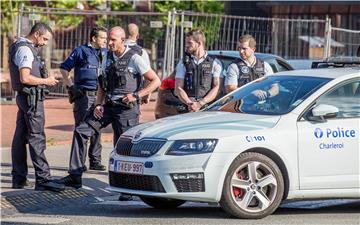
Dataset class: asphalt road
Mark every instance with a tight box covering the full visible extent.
[1,141,359,225]
[2,197,360,225]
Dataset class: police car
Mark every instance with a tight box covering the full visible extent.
[107,67,359,219]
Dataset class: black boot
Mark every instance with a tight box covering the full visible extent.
[56,175,82,189]
[12,179,34,189]
[89,163,106,171]
[35,180,65,192]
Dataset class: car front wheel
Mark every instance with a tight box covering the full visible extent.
[140,196,186,209]
[220,152,284,219]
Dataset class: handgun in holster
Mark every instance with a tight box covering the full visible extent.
[105,94,135,109]
[67,86,84,104]
[22,86,37,113]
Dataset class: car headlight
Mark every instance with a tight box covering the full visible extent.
[166,139,218,155]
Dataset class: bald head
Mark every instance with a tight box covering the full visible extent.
[110,26,125,37]
[108,26,126,53]
[127,23,139,41]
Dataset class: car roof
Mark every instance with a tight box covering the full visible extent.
[208,50,283,60]
[271,67,360,79]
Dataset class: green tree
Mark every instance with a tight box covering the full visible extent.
[91,0,134,28]
[0,0,29,34]
[44,0,83,28]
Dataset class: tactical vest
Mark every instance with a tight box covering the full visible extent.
[183,54,214,99]
[103,49,141,96]
[9,40,42,91]
[128,44,145,89]
[233,58,265,87]
[74,44,107,90]
[128,44,143,56]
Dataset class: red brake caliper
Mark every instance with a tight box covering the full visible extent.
[232,172,244,198]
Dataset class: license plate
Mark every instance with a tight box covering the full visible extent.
[115,160,144,174]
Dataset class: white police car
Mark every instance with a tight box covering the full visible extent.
[107,67,360,219]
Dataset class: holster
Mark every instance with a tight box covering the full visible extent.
[105,95,135,109]
[68,86,84,103]
[21,86,37,113]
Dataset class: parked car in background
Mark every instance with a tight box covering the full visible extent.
[155,51,294,119]
[311,57,360,68]
[288,57,360,70]
[287,59,318,70]
[108,67,360,219]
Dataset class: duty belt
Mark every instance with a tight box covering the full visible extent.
[82,90,97,96]
[19,86,47,113]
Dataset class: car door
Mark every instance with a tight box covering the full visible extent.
[297,78,360,189]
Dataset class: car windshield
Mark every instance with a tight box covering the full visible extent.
[207,75,331,115]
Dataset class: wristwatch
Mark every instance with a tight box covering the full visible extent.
[132,92,140,101]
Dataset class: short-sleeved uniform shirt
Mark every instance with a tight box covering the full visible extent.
[125,40,151,67]
[14,37,35,69]
[224,59,273,86]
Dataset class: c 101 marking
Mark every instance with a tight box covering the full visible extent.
[246,135,265,142]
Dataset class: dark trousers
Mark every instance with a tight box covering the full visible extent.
[68,104,139,175]
[73,94,102,165]
[11,93,51,184]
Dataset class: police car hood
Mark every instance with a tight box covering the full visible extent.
[124,112,280,140]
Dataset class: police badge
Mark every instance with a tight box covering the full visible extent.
[240,66,250,74]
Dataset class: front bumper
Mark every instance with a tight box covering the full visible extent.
[107,151,226,202]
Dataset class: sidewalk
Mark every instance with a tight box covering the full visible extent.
[1,142,115,215]
[0,97,157,215]
[0,97,156,147]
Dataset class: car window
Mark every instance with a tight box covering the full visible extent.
[216,56,236,70]
[316,79,360,118]
[276,59,292,72]
[265,59,278,73]
[207,76,331,115]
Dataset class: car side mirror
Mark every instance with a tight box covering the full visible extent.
[306,104,339,122]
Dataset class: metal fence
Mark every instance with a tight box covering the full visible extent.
[2,6,359,98]
[329,27,360,57]
[162,10,330,74]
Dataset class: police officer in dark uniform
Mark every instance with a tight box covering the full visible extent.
[57,26,160,190]
[225,34,274,94]
[9,23,65,192]
[60,26,108,171]
[175,29,222,112]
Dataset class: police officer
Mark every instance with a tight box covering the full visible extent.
[57,26,160,190]
[60,26,107,171]
[175,29,222,112]
[224,34,274,94]
[9,23,65,192]
[104,23,153,147]
[125,23,152,105]
[125,23,150,67]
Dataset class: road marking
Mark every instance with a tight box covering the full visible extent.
[1,216,70,224]
[280,199,360,209]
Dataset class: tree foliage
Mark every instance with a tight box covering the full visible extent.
[154,0,224,14]
[153,0,225,48]
[0,0,29,34]
[44,0,83,28]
